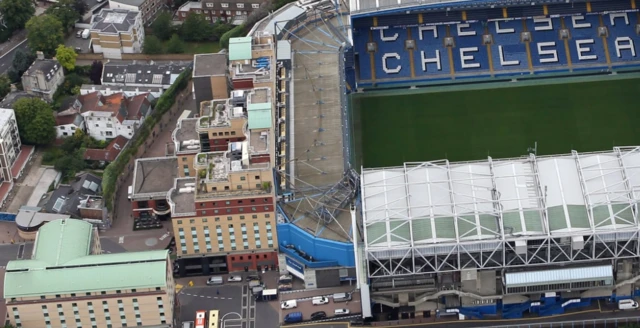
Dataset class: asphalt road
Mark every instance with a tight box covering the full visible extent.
[0,41,29,75]
[0,236,128,267]
[178,284,280,328]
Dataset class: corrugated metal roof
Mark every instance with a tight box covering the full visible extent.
[248,102,272,130]
[505,265,613,288]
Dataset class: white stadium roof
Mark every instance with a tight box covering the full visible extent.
[361,146,640,249]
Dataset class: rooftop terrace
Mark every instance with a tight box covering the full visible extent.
[132,157,178,198]
[173,118,200,154]
[199,99,246,130]
[169,178,196,216]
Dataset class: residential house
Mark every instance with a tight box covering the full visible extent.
[21,52,65,102]
[81,84,164,98]
[79,92,152,140]
[108,0,165,25]
[0,85,36,109]
[38,173,107,225]
[54,113,85,139]
[176,0,264,24]
[83,135,130,164]
[101,62,190,90]
[193,53,230,109]
[90,9,145,59]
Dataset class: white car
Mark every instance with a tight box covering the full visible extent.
[334,309,350,316]
[312,296,329,305]
[227,275,242,282]
[281,300,297,309]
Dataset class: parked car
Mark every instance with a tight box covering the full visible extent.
[618,299,639,310]
[278,274,292,284]
[281,300,297,309]
[76,30,82,38]
[334,309,350,316]
[278,283,292,291]
[228,275,242,282]
[310,311,327,320]
[206,276,224,285]
[246,275,260,282]
[312,296,329,305]
[283,312,302,323]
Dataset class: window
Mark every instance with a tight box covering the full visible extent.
[240,176,246,181]
[237,3,244,8]
[265,214,270,218]
[252,3,259,8]
[221,2,228,6]
[235,10,242,15]
[177,220,182,224]
[106,131,113,137]
[252,215,257,219]
[237,185,242,189]
[182,157,187,162]
[206,2,213,6]
[255,175,260,179]
[190,219,195,224]
[106,124,113,128]
[202,218,208,223]
[226,10,231,14]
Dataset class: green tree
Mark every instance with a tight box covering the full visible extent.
[54,149,86,181]
[26,15,64,57]
[143,35,163,54]
[180,13,212,42]
[166,34,185,54]
[13,98,56,145]
[151,12,173,40]
[72,0,88,16]
[89,60,103,84]
[47,0,82,32]
[55,45,78,71]
[7,49,35,83]
[0,74,11,98]
[0,0,35,32]
[212,21,233,41]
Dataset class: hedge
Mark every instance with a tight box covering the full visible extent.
[220,24,247,49]
[101,68,192,212]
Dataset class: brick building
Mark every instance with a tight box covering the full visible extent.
[176,0,264,23]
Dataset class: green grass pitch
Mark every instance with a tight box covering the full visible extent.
[353,77,640,169]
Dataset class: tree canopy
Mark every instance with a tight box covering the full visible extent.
[151,12,173,41]
[166,34,185,54]
[47,0,82,32]
[0,75,11,99]
[0,0,35,32]
[180,14,212,42]
[13,98,56,145]
[55,45,78,71]
[143,35,163,54]
[89,61,103,85]
[7,49,35,83]
[26,15,64,57]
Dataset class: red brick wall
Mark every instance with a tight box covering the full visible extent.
[233,79,254,90]
[132,199,158,218]
[250,155,269,164]
[210,137,245,151]
[227,251,279,272]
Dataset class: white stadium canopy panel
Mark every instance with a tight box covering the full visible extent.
[361,147,640,250]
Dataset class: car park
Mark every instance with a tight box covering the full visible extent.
[227,275,242,282]
[312,296,329,305]
[310,311,327,320]
[334,309,350,316]
[281,300,297,309]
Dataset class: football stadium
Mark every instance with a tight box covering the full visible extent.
[265,0,640,322]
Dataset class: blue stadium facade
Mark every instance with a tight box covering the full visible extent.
[351,0,640,87]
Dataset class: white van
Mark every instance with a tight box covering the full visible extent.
[333,292,352,303]
[128,185,133,200]
[206,276,224,285]
[312,296,329,305]
[618,299,639,310]
[281,300,297,309]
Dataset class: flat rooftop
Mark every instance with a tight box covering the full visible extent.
[230,61,271,81]
[132,157,178,197]
[199,99,245,129]
[173,118,200,153]
[170,178,196,216]
[193,53,227,77]
[249,88,269,104]
[249,130,269,153]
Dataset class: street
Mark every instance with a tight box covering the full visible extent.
[0,40,28,75]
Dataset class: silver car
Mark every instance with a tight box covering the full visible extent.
[227,275,242,282]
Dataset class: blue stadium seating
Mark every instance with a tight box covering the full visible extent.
[603,12,640,65]
[489,19,530,73]
[351,0,640,87]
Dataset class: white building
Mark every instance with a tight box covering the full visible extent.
[90,9,145,59]
[0,108,22,181]
[78,92,152,140]
[54,114,85,139]
[80,84,164,98]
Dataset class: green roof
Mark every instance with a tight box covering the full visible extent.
[4,219,169,299]
[32,218,93,266]
[229,37,253,61]
[247,102,272,130]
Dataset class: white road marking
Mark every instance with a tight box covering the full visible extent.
[118,236,124,244]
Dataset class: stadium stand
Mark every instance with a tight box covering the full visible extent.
[352,0,640,87]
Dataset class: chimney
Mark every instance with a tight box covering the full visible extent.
[9,84,16,92]
[36,51,44,60]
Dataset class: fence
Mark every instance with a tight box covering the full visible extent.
[76,53,195,61]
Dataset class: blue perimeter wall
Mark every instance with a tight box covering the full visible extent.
[277,222,355,267]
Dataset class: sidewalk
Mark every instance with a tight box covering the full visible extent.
[0,30,27,57]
